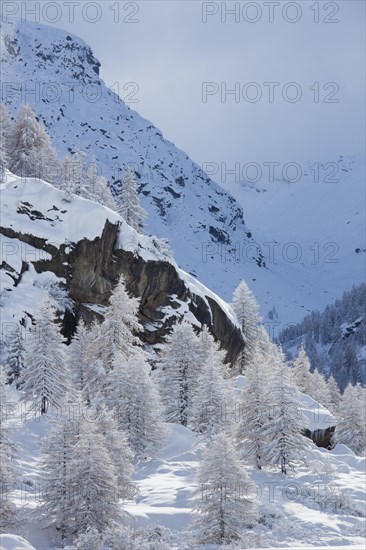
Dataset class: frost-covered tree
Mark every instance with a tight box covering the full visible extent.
[232,280,261,374]
[309,368,329,407]
[107,352,165,459]
[85,157,116,210]
[194,325,226,371]
[5,323,26,385]
[67,418,127,535]
[8,104,57,181]
[39,393,84,539]
[93,402,135,496]
[157,321,201,426]
[61,154,78,201]
[262,348,313,474]
[342,341,361,387]
[191,340,231,439]
[101,275,142,369]
[118,167,147,232]
[332,384,366,455]
[60,149,90,201]
[20,298,71,414]
[34,279,73,313]
[326,375,341,414]
[192,432,258,545]
[0,365,18,532]
[291,345,313,394]
[0,103,11,182]
[68,320,105,404]
[236,346,271,469]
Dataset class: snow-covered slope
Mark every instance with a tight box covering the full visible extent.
[4,379,365,549]
[223,155,366,329]
[0,535,36,550]
[0,18,264,304]
[0,171,241,360]
[1,18,364,329]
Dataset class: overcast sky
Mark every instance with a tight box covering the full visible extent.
[5,1,365,178]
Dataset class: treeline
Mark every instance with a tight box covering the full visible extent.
[279,282,366,391]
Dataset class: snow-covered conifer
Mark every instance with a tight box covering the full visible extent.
[191,339,231,439]
[101,275,142,368]
[157,321,201,426]
[192,432,258,545]
[67,418,127,535]
[60,149,90,200]
[85,157,116,210]
[291,345,313,394]
[118,166,147,232]
[94,402,135,496]
[309,368,329,408]
[332,384,366,455]
[108,352,165,458]
[0,365,18,532]
[20,298,71,414]
[326,375,341,415]
[236,346,271,469]
[5,323,26,385]
[8,104,57,181]
[39,393,84,538]
[262,348,313,474]
[0,103,11,182]
[68,320,105,403]
[232,280,261,374]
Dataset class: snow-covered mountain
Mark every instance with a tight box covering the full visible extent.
[1,18,364,328]
[0,18,264,305]
[223,155,366,330]
[0,170,242,362]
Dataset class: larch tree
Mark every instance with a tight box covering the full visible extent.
[68,320,106,404]
[68,319,90,393]
[157,321,201,426]
[101,275,142,369]
[107,352,165,459]
[8,104,57,182]
[39,392,84,539]
[262,348,313,475]
[236,346,271,469]
[308,368,329,408]
[231,279,261,374]
[85,157,116,210]
[191,338,232,439]
[67,418,127,536]
[325,375,341,415]
[291,345,313,395]
[332,384,366,456]
[192,432,258,545]
[0,365,18,532]
[118,166,147,232]
[60,149,89,201]
[5,323,26,385]
[0,103,11,182]
[93,401,135,497]
[20,298,71,414]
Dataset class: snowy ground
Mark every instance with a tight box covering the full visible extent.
[2,380,365,550]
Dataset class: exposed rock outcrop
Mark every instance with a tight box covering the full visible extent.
[1,220,244,365]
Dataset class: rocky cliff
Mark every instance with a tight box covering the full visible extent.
[0,172,243,365]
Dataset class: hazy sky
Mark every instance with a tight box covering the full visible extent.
[5,1,365,180]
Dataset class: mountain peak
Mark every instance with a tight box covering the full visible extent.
[0,18,263,302]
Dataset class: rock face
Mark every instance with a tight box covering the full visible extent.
[2,219,243,365]
[1,174,244,365]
